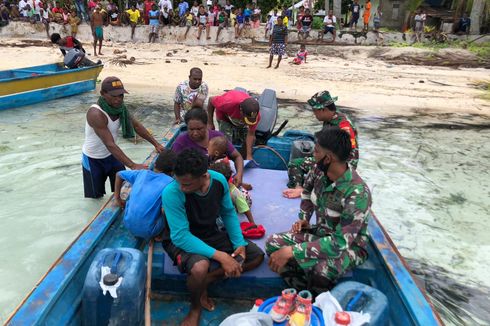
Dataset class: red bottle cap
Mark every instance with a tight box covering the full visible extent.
[255,299,264,306]
[335,312,351,325]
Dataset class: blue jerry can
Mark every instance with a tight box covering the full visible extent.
[331,281,389,325]
[82,248,146,326]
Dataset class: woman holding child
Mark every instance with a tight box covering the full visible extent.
[171,108,245,186]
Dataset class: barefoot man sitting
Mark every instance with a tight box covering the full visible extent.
[162,149,264,326]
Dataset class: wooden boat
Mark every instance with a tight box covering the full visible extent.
[4,123,443,325]
[0,63,103,111]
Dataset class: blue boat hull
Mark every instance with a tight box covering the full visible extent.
[0,80,98,111]
[0,63,103,110]
[5,126,443,326]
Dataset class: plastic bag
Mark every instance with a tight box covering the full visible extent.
[219,312,273,326]
[314,292,371,326]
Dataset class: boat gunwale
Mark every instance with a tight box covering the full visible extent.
[4,127,443,325]
[0,63,103,84]
[3,198,114,325]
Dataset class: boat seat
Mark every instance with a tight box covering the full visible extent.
[157,168,378,297]
[160,168,299,280]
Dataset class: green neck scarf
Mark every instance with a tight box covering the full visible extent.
[98,96,135,138]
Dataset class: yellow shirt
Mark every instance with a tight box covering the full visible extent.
[230,12,236,26]
[126,9,140,23]
[186,13,193,22]
[283,16,288,25]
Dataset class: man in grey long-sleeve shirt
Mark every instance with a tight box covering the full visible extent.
[162,149,264,326]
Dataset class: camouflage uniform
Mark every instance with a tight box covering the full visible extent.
[286,112,359,188]
[267,166,371,293]
[218,119,248,146]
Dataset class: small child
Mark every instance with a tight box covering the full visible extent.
[264,14,271,38]
[235,8,244,38]
[114,149,177,240]
[209,161,256,225]
[215,7,228,40]
[208,135,253,189]
[292,44,308,65]
[68,10,81,37]
[183,10,194,39]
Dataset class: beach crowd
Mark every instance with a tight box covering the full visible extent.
[0,0,382,42]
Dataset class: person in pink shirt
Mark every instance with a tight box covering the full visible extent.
[207,90,261,160]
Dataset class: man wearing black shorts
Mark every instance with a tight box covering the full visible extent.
[162,149,264,326]
[350,0,361,30]
[82,76,164,198]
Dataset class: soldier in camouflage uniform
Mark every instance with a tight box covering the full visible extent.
[284,90,359,199]
[268,126,371,294]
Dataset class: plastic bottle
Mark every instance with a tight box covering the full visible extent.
[250,299,264,312]
[335,311,351,325]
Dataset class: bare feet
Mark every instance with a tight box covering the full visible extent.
[206,37,211,40]
[98,52,103,55]
[274,65,279,69]
[241,182,253,191]
[266,65,271,68]
[154,234,163,242]
[282,187,303,199]
[200,292,215,311]
[181,307,201,326]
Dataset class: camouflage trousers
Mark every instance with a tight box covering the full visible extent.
[218,120,248,145]
[286,156,315,188]
[265,229,367,294]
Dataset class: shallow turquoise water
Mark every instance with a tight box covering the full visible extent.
[0,93,173,322]
[0,95,489,325]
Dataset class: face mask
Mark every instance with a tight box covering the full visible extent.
[316,154,330,173]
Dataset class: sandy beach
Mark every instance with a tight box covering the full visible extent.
[1,38,489,119]
[1,37,490,324]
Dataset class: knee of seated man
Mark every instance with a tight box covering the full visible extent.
[189,259,210,278]
[264,234,281,254]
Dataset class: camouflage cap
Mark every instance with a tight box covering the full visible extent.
[307,91,338,110]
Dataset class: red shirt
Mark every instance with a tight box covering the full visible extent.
[144,1,154,13]
[65,36,75,48]
[212,90,261,132]
[52,7,64,14]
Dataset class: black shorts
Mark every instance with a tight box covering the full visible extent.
[163,231,264,274]
[324,26,335,34]
[82,153,125,198]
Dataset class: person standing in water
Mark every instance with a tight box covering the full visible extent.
[82,76,164,198]
[90,5,104,56]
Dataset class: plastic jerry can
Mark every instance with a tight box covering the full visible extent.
[290,140,315,161]
[82,248,146,326]
[331,281,389,326]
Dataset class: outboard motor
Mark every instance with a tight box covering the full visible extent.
[64,48,85,69]
[290,139,315,161]
[255,89,278,145]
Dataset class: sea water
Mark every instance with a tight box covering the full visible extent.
[0,95,489,325]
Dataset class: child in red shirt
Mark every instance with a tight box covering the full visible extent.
[292,44,308,65]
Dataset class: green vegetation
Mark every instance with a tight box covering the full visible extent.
[388,40,490,60]
[312,16,324,30]
[211,50,227,55]
[465,41,490,59]
[469,79,490,101]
